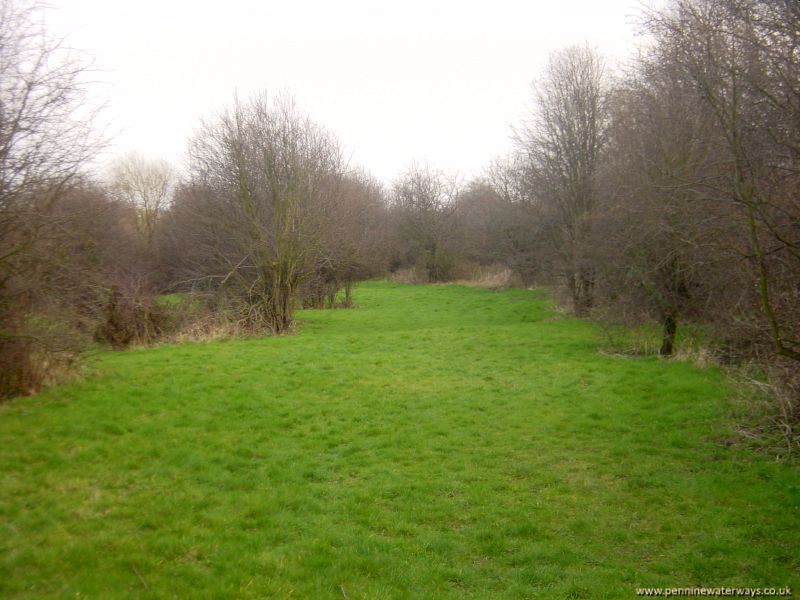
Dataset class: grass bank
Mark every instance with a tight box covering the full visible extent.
[1,281,797,598]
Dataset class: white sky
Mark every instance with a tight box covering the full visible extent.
[46,0,646,184]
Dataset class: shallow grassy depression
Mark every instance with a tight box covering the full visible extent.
[1,282,798,599]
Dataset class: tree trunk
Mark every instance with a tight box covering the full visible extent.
[268,278,293,334]
[566,269,579,314]
[571,270,594,317]
[343,281,353,308]
[660,312,677,356]
[579,270,594,314]
[326,282,338,309]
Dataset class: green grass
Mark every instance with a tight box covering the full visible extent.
[1,281,797,599]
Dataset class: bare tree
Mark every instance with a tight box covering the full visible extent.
[0,0,103,397]
[303,170,389,308]
[391,163,459,282]
[482,156,556,286]
[108,152,174,246]
[183,92,346,333]
[643,0,800,362]
[590,35,732,356]
[513,45,609,314]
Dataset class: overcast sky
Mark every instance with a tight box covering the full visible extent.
[46,0,646,183]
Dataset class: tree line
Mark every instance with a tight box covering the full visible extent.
[1,0,797,431]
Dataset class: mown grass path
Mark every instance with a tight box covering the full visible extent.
[1,282,798,598]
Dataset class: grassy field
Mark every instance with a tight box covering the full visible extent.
[1,281,798,599]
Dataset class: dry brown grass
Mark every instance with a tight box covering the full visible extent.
[166,314,250,344]
[451,264,521,289]
[389,266,428,285]
[390,263,523,289]
[674,344,717,369]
